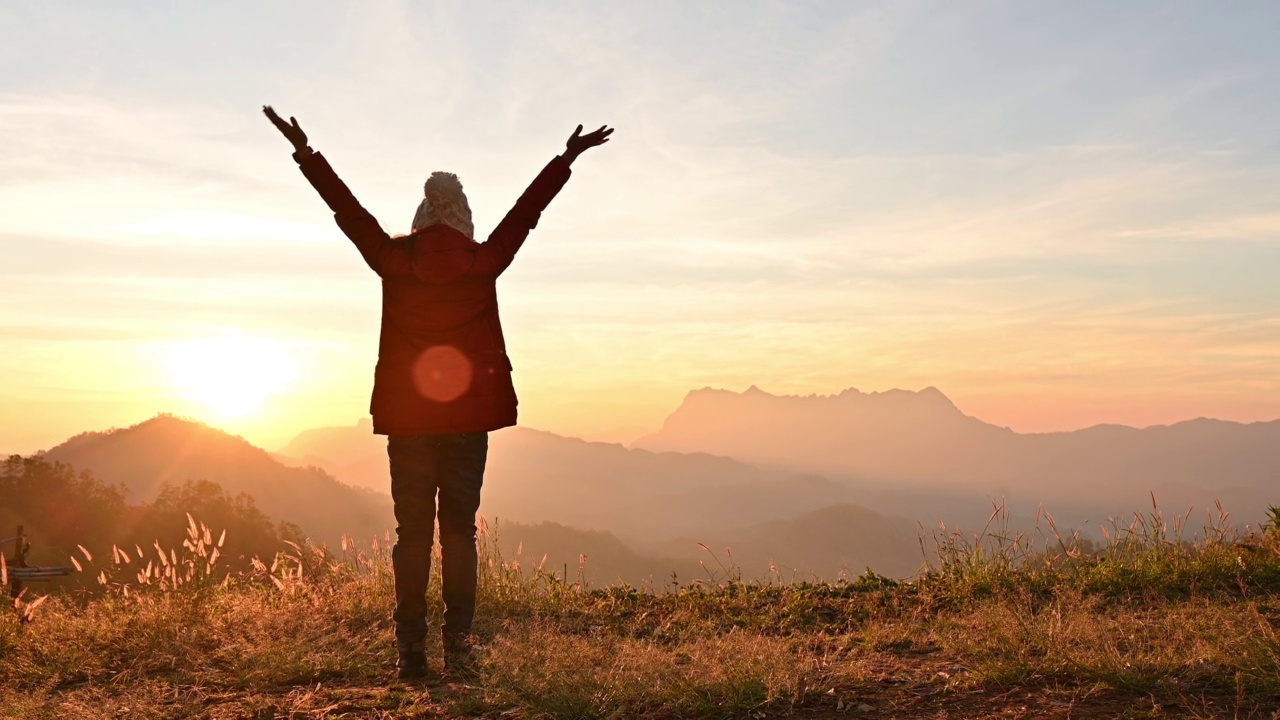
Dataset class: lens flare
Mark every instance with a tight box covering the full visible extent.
[412,346,473,402]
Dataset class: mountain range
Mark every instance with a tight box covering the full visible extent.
[635,386,1277,526]
[38,414,924,581]
[284,421,864,543]
[27,384,1278,583]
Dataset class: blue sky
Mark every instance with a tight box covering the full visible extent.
[2,1,1278,452]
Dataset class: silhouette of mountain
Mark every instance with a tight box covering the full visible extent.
[735,503,923,579]
[633,386,1278,526]
[655,503,925,581]
[635,386,1012,483]
[275,421,867,548]
[43,415,393,547]
[484,427,867,547]
[276,417,386,492]
[490,520,704,587]
[275,419,938,577]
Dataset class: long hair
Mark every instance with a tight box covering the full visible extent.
[411,171,474,238]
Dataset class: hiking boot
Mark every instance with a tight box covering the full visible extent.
[397,651,429,680]
[442,632,480,681]
[397,640,433,681]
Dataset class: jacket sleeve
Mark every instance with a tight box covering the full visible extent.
[296,151,412,276]
[473,156,573,276]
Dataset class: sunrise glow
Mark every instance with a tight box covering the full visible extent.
[164,335,298,420]
[1,3,1278,456]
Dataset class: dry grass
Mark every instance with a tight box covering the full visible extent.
[2,507,1279,719]
[942,589,1280,693]
[479,627,804,719]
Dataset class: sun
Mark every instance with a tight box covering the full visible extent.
[165,335,298,419]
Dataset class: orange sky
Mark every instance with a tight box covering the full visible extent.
[3,3,1279,455]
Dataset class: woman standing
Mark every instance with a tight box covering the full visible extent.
[264,106,612,680]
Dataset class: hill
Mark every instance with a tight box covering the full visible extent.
[1,455,301,580]
[40,416,924,582]
[483,427,865,547]
[279,420,927,579]
[656,503,925,581]
[277,421,879,552]
[43,415,393,547]
[276,417,385,491]
[492,520,705,587]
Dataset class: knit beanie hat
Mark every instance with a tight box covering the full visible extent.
[411,172,474,238]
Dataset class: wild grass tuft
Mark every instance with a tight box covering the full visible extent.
[918,497,1280,606]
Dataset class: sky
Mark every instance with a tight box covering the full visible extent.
[2,1,1279,454]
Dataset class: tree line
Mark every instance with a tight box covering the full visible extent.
[1,454,303,589]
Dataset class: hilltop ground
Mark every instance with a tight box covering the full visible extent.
[2,509,1279,720]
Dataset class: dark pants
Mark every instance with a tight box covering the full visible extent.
[387,432,488,651]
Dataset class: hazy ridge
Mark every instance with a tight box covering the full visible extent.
[30,414,924,582]
[42,415,393,549]
[635,385,1277,528]
[23,384,1280,584]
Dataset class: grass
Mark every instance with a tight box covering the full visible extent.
[2,504,1279,719]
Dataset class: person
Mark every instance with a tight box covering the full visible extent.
[263,105,613,680]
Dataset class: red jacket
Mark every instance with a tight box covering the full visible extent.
[297,152,572,435]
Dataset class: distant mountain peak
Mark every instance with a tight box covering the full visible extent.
[635,382,1280,515]
[129,413,261,445]
[636,384,975,457]
[42,413,393,546]
[50,413,238,454]
[49,413,279,470]
[679,384,960,411]
[867,385,960,412]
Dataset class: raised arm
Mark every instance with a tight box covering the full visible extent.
[263,106,399,274]
[475,124,614,276]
